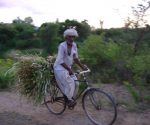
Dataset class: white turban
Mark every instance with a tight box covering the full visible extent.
[63,28,78,38]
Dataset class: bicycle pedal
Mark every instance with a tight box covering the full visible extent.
[68,106,75,110]
[68,102,77,110]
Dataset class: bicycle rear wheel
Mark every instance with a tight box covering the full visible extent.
[44,79,66,115]
[82,88,117,125]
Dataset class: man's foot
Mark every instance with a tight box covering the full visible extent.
[67,100,77,109]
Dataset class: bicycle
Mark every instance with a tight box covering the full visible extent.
[44,65,117,125]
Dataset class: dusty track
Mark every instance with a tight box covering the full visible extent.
[0,88,150,125]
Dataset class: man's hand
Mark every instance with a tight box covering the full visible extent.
[82,64,88,70]
[68,69,74,75]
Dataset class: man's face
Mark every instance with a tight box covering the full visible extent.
[66,35,75,43]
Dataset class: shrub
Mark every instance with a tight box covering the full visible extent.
[127,54,150,84]
[0,59,14,89]
[79,35,123,83]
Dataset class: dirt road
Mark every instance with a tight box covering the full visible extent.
[0,88,150,125]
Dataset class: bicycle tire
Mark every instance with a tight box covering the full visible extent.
[82,88,117,125]
[44,79,66,115]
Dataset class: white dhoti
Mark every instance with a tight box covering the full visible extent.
[54,70,79,100]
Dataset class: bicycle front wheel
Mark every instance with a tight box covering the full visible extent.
[82,88,117,125]
[44,80,66,115]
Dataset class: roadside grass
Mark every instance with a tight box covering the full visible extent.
[0,59,14,89]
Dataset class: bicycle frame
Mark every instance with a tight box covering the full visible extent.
[73,69,91,101]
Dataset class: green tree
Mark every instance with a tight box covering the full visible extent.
[24,17,33,24]
[124,0,150,54]
[12,17,38,49]
[38,23,60,55]
[0,23,16,52]
[58,19,91,42]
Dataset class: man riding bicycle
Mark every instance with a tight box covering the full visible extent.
[53,28,87,107]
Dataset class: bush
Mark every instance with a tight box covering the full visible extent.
[0,73,13,89]
[0,59,14,89]
[79,35,124,83]
[21,48,43,55]
[127,54,150,84]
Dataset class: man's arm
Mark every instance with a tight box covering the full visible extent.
[74,58,87,70]
[61,63,73,75]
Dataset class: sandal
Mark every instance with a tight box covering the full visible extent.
[67,100,77,109]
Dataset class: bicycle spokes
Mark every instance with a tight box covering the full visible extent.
[82,89,117,125]
[44,81,66,115]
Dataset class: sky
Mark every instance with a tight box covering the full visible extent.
[0,0,149,28]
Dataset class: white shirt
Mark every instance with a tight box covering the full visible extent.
[54,41,78,70]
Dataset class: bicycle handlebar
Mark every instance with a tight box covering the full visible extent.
[75,68,91,75]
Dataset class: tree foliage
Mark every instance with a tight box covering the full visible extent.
[38,23,60,55]
[58,19,91,42]
[0,24,16,50]
[124,0,150,54]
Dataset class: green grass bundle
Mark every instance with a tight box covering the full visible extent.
[13,55,54,103]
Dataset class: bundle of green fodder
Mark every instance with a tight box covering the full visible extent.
[14,55,54,103]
